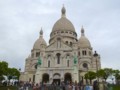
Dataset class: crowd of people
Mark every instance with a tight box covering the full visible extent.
[18,80,99,90]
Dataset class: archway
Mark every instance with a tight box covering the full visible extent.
[53,73,61,85]
[42,73,49,83]
[64,73,72,84]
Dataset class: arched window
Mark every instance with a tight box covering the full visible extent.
[78,51,80,56]
[33,75,35,82]
[69,32,72,34]
[66,54,69,59]
[56,53,61,64]
[48,61,50,67]
[85,51,87,55]
[82,50,87,55]
[36,52,40,57]
[89,51,91,56]
[61,31,64,33]
[66,41,68,44]
[70,42,72,46]
[67,60,69,67]
[57,38,61,48]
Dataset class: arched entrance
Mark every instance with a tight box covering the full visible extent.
[53,73,61,85]
[64,73,72,84]
[42,73,49,83]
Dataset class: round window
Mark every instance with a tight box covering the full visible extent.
[83,63,88,68]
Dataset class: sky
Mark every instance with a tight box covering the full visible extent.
[0,0,120,71]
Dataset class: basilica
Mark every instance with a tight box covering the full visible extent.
[20,6,101,84]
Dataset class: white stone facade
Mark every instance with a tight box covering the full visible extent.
[20,6,101,84]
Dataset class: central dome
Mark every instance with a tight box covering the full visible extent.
[49,6,77,44]
[52,6,75,32]
[52,17,75,32]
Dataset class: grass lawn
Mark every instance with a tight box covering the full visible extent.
[0,86,18,90]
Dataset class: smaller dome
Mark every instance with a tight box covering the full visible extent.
[78,36,91,48]
[33,38,47,49]
[78,27,91,48]
[33,29,47,49]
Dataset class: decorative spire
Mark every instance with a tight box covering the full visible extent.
[61,4,66,17]
[40,27,43,37]
[81,26,85,36]
[94,51,98,57]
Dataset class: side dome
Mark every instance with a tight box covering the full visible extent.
[33,38,47,49]
[78,36,91,48]
[52,5,75,32]
[78,27,91,48]
[33,29,47,49]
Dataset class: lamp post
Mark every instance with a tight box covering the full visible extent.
[86,65,89,84]
[18,68,21,82]
[93,51,99,82]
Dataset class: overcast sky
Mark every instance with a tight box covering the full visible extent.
[0,0,120,71]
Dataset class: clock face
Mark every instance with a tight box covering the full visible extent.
[83,63,88,68]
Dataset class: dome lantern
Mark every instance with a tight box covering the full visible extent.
[40,27,43,37]
[81,26,85,36]
[61,5,66,17]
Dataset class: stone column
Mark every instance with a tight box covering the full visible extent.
[61,70,64,82]
[35,72,42,84]
[73,65,79,83]
[35,67,42,83]
[49,70,53,84]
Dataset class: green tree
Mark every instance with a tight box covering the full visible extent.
[0,61,20,81]
[0,61,8,76]
[0,76,4,81]
[97,69,107,81]
[7,68,20,79]
[97,68,113,81]
[104,68,113,75]
[104,68,113,81]
[84,71,96,84]
[112,69,120,83]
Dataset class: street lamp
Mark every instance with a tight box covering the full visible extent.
[83,63,89,84]
[93,51,99,82]
[86,64,89,84]
[18,68,21,81]
[19,68,21,72]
